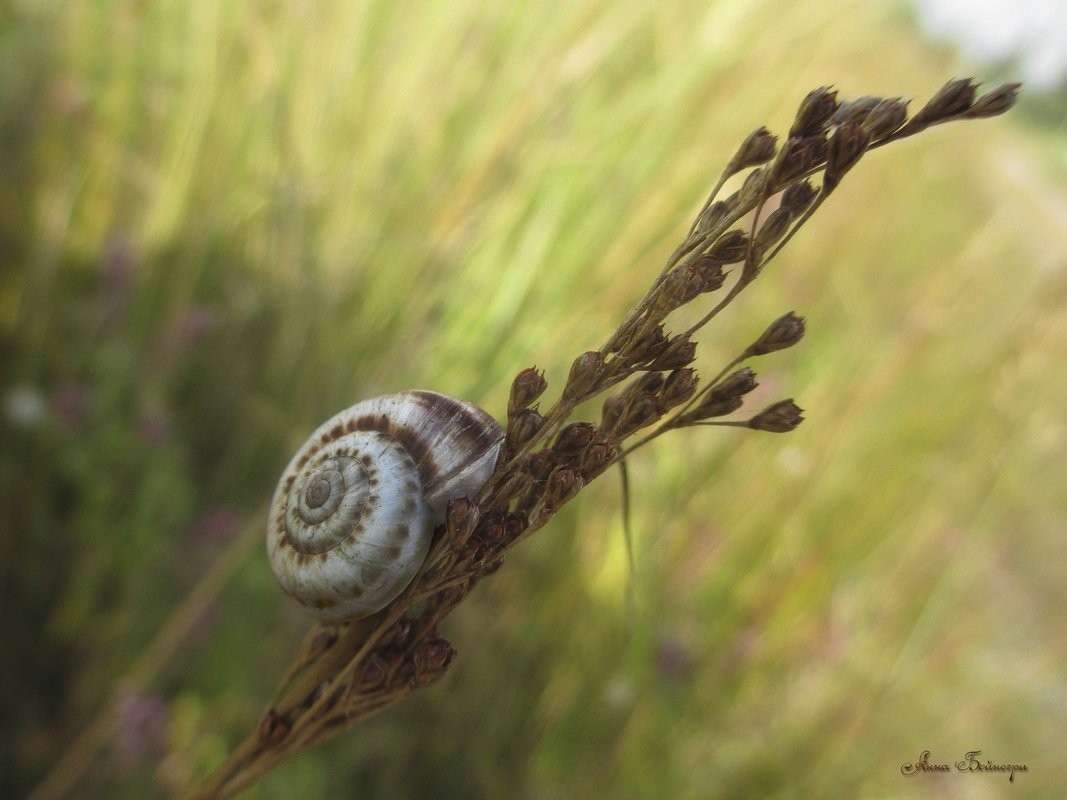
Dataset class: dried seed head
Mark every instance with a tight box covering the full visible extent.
[600,394,626,436]
[545,466,583,510]
[411,637,455,687]
[527,448,557,481]
[831,96,882,127]
[563,350,606,401]
[691,254,727,292]
[789,86,839,138]
[755,206,794,248]
[618,392,662,437]
[553,421,596,457]
[649,334,696,370]
[445,496,480,549]
[504,511,527,542]
[709,229,751,264]
[728,126,778,173]
[862,97,909,140]
[631,371,665,396]
[660,368,698,409]
[966,83,1021,118]
[579,439,616,481]
[745,311,806,356]
[748,399,804,432]
[655,263,705,316]
[738,167,768,206]
[695,200,729,234]
[506,408,545,453]
[781,180,817,215]
[680,394,743,424]
[772,135,829,187]
[824,121,870,192]
[508,367,547,417]
[910,78,978,128]
[711,367,758,400]
[626,323,668,365]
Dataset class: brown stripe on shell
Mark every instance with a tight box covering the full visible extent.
[408,390,504,496]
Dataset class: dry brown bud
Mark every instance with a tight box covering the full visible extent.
[649,334,696,370]
[506,408,545,453]
[789,86,839,138]
[910,78,978,128]
[831,96,882,127]
[660,368,698,409]
[626,323,668,365]
[445,496,480,549]
[781,180,817,215]
[728,126,778,173]
[655,263,705,315]
[748,399,804,432]
[563,350,606,401]
[680,394,743,424]
[966,83,1021,118]
[691,254,726,292]
[600,395,626,436]
[627,372,665,400]
[579,439,616,481]
[862,97,909,140]
[527,448,557,481]
[259,709,292,744]
[553,422,596,457]
[709,229,750,263]
[745,311,806,356]
[617,392,662,437]
[755,206,794,248]
[710,367,758,400]
[824,121,870,192]
[410,637,455,687]
[508,367,547,417]
[504,511,527,542]
[772,135,828,186]
[738,167,768,206]
[544,466,583,510]
[696,200,729,233]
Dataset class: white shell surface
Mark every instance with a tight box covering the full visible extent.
[267,391,504,620]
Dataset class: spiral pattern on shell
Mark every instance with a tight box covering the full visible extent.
[267,391,504,621]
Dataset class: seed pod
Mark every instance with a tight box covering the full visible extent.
[563,351,606,401]
[789,86,839,138]
[781,180,817,215]
[756,207,794,248]
[728,127,778,173]
[745,311,806,356]
[709,230,750,263]
[506,408,545,454]
[748,399,804,432]
[649,334,696,370]
[553,422,597,457]
[862,97,909,140]
[508,367,547,417]
[824,122,869,192]
[660,368,698,409]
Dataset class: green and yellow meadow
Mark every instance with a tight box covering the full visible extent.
[3,1,1065,798]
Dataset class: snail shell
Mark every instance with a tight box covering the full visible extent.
[267,391,504,621]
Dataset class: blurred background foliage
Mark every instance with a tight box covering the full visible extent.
[2,0,1065,798]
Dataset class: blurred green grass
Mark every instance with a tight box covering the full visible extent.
[2,0,1066,798]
